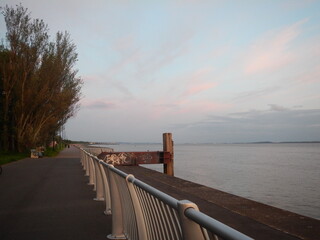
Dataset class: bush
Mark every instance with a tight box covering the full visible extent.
[0,152,29,165]
[44,144,65,157]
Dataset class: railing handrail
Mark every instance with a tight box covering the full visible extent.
[80,147,253,240]
[101,158,179,210]
[128,175,179,210]
[101,161,128,178]
[185,208,251,240]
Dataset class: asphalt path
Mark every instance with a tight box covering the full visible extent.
[0,146,111,240]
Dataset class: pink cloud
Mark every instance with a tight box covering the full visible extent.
[150,98,230,120]
[244,19,308,75]
[179,67,217,98]
[177,100,230,114]
[182,82,217,97]
[147,68,218,117]
[296,65,320,83]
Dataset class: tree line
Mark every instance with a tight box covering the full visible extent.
[0,5,82,152]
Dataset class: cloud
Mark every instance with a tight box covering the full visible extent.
[107,48,143,76]
[182,82,217,97]
[134,29,195,79]
[244,19,308,75]
[112,34,136,52]
[82,73,135,101]
[213,108,320,127]
[294,64,320,84]
[268,104,289,112]
[233,86,281,101]
[172,108,320,143]
[281,0,315,10]
[144,67,221,120]
[304,65,320,83]
[108,79,135,99]
[81,99,116,110]
[176,67,216,97]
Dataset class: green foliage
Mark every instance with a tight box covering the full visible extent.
[0,4,82,152]
[0,143,65,164]
[44,144,65,157]
[0,151,29,165]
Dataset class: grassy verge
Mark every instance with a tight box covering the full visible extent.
[44,144,65,157]
[0,144,65,165]
[0,151,29,165]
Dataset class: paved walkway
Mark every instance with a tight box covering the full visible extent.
[0,146,111,240]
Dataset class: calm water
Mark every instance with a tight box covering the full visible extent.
[99,143,320,220]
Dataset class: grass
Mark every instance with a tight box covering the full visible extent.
[44,144,65,157]
[0,144,65,165]
[0,151,29,165]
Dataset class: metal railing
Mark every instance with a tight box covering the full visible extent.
[80,148,253,240]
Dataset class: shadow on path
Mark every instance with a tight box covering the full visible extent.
[0,146,111,240]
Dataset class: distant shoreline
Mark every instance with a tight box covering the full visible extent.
[75,141,320,146]
[227,141,320,144]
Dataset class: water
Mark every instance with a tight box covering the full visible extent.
[97,143,320,220]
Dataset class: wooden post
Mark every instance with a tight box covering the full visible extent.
[163,133,174,176]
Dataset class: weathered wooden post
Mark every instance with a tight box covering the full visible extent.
[163,133,174,176]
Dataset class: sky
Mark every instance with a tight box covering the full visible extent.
[1,0,320,143]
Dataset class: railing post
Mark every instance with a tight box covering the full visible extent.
[107,166,126,240]
[80,149,84,166]
[84,151,90,176]
[80,149,88,173]
[88,154,96,186]
[99,161,112,215]
[177,200,209,240]
[163,133,174,176]
[93,157,104,201]
[126,175,148,240]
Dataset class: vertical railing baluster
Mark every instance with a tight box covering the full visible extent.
[135,186,153,239]
[78,147,253,240]
[92,156,104,201]
[107,167,126,240]
[83,150,90,176]
[87,154,95,187]
[126,175,148,240]
[126,174,148,240]
[99,161,112,215]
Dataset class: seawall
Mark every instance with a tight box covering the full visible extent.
[117,165,319,240]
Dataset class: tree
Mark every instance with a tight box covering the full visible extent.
[0,39,16,150]
[0,4,82,152]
